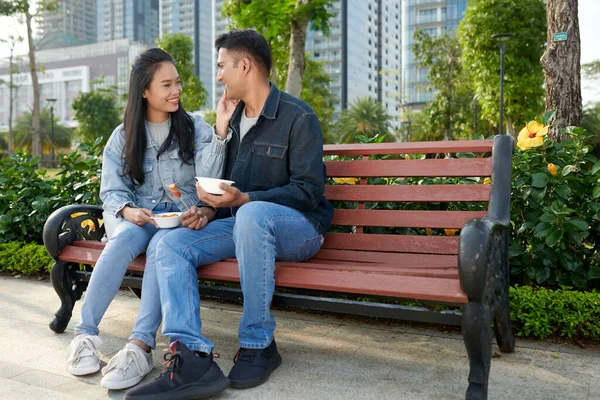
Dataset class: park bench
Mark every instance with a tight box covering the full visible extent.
[43,134,514,400]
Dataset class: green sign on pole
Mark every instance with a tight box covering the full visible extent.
[553,32,568,42]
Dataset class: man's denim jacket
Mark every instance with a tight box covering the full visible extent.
[215,84,334,236]
[101,114,226,218]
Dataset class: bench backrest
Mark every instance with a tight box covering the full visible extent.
[321,140,494,259]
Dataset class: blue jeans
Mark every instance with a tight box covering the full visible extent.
[75,202,180,350]
[155,201,323,353]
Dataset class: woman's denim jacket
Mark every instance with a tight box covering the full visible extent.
[100,114,225,218]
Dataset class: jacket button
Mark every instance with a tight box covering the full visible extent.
[152,200,156,203]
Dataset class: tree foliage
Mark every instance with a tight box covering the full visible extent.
[301,57,336,142]
[156,33,208,111]
[222,0,332,91]
[331,97,392,144]
[413,31,474,141]
[11,107,71,154]
[71,82,122,145]
[458,0,546,134]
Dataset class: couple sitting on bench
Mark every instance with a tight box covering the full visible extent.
[66,29,333,400]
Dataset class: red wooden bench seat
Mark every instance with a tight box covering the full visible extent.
[44,135,515,399]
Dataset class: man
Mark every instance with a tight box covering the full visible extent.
[125,29,333,399]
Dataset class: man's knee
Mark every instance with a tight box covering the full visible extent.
[234,201,276,234]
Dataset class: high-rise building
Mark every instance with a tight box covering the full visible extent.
[159,0,222,110]
[0,40,146,130]
[98,0,159,44]
[401,0,468,109]
[38,0,97,49]
[306,0,402,128]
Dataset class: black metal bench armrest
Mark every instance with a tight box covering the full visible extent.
[43,204,105,259]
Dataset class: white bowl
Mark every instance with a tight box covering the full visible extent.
[151,212,182,229]
[196,177,235,195]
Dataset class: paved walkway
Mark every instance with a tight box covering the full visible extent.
[0,275,598,399]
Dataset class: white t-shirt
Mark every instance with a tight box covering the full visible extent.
[239,106,259,145]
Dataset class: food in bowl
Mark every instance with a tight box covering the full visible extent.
[151,212,182,229]
[195,177,235,195]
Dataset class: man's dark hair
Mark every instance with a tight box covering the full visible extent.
[215,29,272,76]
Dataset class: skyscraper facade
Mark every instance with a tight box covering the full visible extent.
[159,0,219,110]
[98,0,159,44]
[305,0,402,128]
[38,0,97,49]
[401,0,468,108]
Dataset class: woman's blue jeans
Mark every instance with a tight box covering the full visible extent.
[155,201,324,353]
[74,202,179,349]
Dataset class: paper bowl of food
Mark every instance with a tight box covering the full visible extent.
[151,212,182,229]
[195,177,235,195]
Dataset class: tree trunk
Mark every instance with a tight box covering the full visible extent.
[285,0,311,98]
[540,0,582,141]
[25,6,42,158]
[8,39,18,156]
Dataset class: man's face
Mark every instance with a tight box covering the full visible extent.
[216,48,244,100]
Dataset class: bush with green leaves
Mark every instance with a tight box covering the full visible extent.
[510,113,600,289]
[509,285,600,339]
[0,139,103,244]
[0,242,53,275]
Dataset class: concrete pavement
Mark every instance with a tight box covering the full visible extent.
[0,275,598,400]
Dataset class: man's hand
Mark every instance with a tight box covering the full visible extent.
[180,206,216,230]
[196,181,250,209]
[215,89,238,139]
[120,206,158,228]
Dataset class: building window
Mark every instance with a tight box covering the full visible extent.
[418,8,437,24]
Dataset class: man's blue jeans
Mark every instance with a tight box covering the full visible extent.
[155,201,323,353]
[74,202,179,350]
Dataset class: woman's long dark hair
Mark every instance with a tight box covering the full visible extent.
[123,48,195,184]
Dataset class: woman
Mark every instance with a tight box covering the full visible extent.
[65,48,226,390]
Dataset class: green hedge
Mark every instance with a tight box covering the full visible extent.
[0,242,53,275]
[509,285,600,339]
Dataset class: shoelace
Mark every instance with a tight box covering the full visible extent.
[233,348,257,364]
[66,337,98,364]
[161,343,182,380]
[102,347,148,377]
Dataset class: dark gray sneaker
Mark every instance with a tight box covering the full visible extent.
[228,339,282,389]
[125,341,229,400]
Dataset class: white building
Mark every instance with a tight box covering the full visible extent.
[0,40,146,131]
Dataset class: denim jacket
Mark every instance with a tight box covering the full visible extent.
[215,84,334,236]
[101,114,225,218]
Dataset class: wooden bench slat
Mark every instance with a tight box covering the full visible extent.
[194,262,467,303]
[325,159,492,178]
[60,245,463,298]
[310,249,457,268]
[323,140,493,156]
[331,210,486,228]
[324,184,491,202]
[323,233,459,255]
[70,241,458,268]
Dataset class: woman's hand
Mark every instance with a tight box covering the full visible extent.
[215,90,238,140]
[180,206,216,230]
[120,206,158,228]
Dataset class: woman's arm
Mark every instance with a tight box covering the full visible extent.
[192,114,228,179]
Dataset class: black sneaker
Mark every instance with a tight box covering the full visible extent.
[124,341,229,400]
[228,339,282,389]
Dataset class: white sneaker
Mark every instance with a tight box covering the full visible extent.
[100,343,154,390]
[66,334,103,376]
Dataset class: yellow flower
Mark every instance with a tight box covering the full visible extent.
[425,228,433,235]
[404,154,411,160]
[332,178,359,185]
[517,121,548,151]
[547,163,557,176]
[444,228,458,236]
[482,177,491,185]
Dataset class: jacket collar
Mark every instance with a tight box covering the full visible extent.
[231,82,280,126]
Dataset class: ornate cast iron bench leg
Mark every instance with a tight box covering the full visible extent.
[49,261,82,333]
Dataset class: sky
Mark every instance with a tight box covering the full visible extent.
[0,0,599,104]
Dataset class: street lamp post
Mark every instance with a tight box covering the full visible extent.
[491,33,514,135]
[46,98,57,165]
